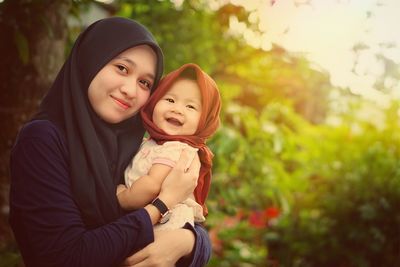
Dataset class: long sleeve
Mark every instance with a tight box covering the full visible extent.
[189,224,212,267]
[9,121,154,267]
[176,223,212,267]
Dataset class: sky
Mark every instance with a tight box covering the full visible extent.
[219,0,400,105]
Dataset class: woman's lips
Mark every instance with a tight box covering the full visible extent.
[111,96,131,110]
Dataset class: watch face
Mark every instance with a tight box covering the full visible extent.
[159,210,171,224]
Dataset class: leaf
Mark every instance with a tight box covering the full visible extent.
[14,30,29,65]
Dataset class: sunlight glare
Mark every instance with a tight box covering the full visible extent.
[225,0,400,103]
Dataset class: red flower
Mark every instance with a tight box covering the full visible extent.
[248,206,280,229]
[264,206,280,219]
[248,210,266,229]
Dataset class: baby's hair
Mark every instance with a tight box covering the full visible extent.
[179,67,197,80]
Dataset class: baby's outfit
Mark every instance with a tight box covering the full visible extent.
[124,139,206,231]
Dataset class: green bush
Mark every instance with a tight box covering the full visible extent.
[207,101,400,267]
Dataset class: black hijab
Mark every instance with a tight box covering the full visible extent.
[34,17,164,228]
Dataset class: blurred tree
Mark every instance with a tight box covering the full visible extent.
[0,0,114,256]
[120,0,332,124]
[0,0,72,251]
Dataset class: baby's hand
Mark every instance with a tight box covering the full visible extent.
[116,184,127,195]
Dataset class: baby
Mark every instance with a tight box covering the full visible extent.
[117,63,221,231]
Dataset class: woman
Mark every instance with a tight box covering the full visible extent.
[9,17,211,267]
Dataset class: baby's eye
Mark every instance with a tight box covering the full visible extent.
[165,98,174,103]
[116,65,128,74]
[187,105,196,110]
[139,80,152,90]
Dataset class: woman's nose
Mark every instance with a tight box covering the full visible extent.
[120,82,137,98]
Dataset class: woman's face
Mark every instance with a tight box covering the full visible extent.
[88,45,157,124]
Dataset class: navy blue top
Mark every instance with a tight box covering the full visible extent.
[9,120,211,267]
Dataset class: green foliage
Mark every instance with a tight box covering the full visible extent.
[13,30,29,65]
[118,0,222,73]
[0,251,21,267]
[207,98,400,266]
[117,0,332,124]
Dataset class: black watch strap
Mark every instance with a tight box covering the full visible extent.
[151,198,169,216]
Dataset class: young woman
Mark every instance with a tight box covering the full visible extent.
[9,17,211,267]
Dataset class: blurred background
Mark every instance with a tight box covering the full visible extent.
[0,0,399,266]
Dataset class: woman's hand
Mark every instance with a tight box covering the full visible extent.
[121,228,195,267]
[159,149,201,209]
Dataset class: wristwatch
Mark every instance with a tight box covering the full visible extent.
[151,198,171,224]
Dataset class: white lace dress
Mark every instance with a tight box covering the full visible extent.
[124,139,205,231]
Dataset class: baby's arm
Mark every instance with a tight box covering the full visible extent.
[117,164,172,210]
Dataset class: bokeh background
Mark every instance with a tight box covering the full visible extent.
[1,0,399,266]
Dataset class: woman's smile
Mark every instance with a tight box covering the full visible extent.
[111,95,131,110]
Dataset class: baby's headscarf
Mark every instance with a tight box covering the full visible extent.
[141,63,221,216]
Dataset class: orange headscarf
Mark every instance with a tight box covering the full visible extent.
[141,63,221,216]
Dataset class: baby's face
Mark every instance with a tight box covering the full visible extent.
[152,78,202,136]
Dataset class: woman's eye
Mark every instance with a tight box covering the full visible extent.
[116,65,128,73]
[139,80,151,90]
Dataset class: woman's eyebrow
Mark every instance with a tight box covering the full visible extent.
[115,56,135,66]
[114,56,155,80]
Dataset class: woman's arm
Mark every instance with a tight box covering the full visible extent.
[9,122,154,267]
[117,164,172,210]
[122,223,211,267]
